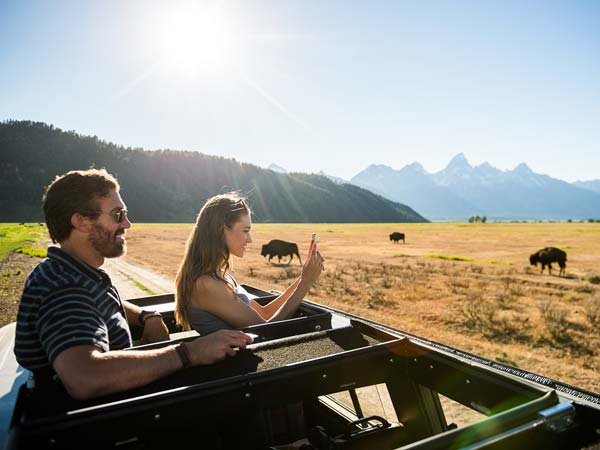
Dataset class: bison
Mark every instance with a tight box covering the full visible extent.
[389,232,405,244]
[261,239,302,265]
[529,247,567,276]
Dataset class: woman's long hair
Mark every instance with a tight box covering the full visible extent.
[175,193,251,330]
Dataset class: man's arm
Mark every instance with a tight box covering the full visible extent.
[53,330,253,400]
[122,299,170,343]
[122,299,145,326]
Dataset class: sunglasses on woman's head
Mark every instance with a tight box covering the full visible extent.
[228,199,246,212]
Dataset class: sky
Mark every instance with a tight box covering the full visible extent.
[1,0,599,182]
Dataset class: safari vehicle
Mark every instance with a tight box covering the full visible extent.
[2,285,599,450]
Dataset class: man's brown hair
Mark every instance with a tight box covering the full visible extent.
[43,169,120,243]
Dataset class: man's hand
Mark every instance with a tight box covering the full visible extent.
[140,317,170,344]
[186,330,254,366]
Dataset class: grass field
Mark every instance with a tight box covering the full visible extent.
[0,224,49,327]
[0,223,47,260]
[124,222,600,393]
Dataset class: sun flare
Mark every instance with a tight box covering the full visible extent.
[158,5,236,77]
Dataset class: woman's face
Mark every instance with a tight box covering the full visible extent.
[224,213,252,258]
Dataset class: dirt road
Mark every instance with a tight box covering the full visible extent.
[101,257,174,300]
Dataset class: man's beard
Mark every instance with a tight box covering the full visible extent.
[89,222,126,258]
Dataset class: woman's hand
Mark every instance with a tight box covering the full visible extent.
[301,241,324,284]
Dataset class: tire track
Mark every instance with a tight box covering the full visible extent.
[101,258,174,300]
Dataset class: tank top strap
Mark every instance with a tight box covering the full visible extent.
[225,272,238,288]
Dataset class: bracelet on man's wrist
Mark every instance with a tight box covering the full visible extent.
[138,310,162,326]
[175,342,191,369]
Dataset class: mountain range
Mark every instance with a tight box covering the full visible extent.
[0,120,426,223]
[349,154,600,221]
[272,155,600,221]
[573,179,600,194]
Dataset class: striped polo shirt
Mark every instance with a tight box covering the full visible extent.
[14,246,132,374]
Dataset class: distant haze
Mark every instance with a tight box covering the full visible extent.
[1,1,599,183]
[349,153,600,221]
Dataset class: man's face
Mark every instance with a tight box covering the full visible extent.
[88,190,132,258]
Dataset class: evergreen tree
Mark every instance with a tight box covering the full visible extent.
[0,120,428,223]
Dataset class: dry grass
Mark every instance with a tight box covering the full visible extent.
[123,222,600,394]
[0,253,43,327]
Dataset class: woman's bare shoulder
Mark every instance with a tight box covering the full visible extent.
[191,275,231,308]
[194,274,235,296]
[195,274,222,290]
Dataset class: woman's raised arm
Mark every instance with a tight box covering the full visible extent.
[249,240,323,322]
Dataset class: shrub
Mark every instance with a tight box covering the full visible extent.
[538,300,569,341]
[461,286,496,332]
[500,277,523,301]
[380,277,393,289]
[367,289,387,309]
[449,278,469,293]
[460,297,529,341]
[496,292,517,310]
[461,297,494,331]
[487,313,530,340]
[583,295,600,328]
[586,273,600,285]
[575,284,595,294]
[470,265,484,274]
[330,270,343,281]
[494,351,517,366]
[284,268,300,279]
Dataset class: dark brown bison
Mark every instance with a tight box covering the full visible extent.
[529,247,567,276]
[389,232,405,244]
[261,240,302,265]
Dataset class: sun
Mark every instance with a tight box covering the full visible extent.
[158,5,236,77]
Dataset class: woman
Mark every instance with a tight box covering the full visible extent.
[175,193,324,335]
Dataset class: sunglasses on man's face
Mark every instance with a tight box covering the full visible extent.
[83,209,129,223]
[109,209,129,223]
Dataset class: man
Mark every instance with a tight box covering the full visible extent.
[14,169,252,401]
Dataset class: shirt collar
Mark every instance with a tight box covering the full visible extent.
[47,246,111,285]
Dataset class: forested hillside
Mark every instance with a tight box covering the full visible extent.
[0,121,427,223]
